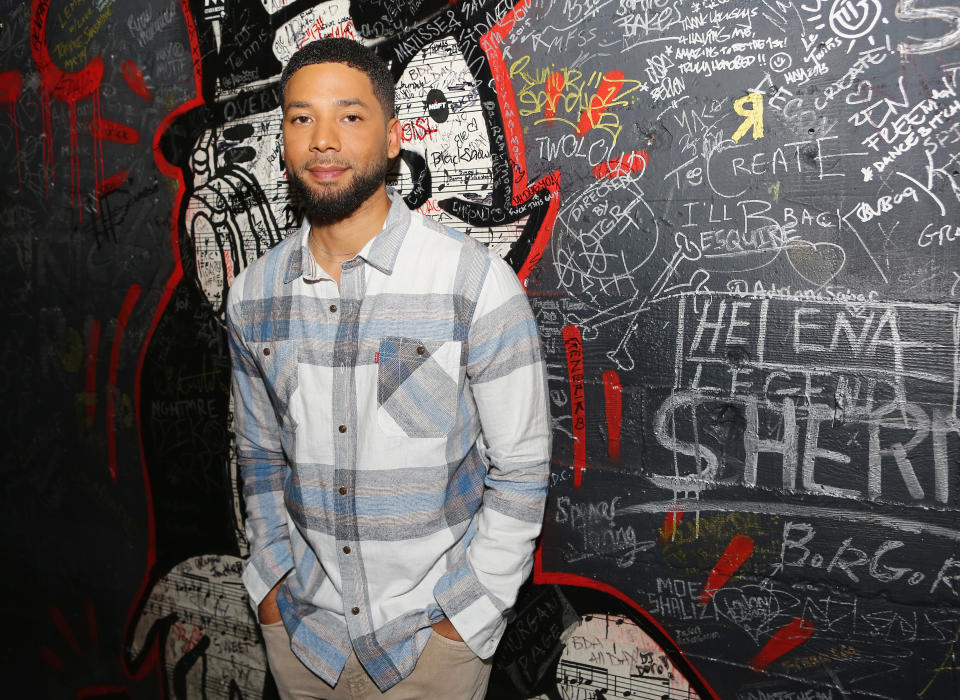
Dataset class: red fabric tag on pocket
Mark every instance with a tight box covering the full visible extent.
[375,351,379,363]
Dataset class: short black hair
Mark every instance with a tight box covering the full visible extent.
[280,38,395,119]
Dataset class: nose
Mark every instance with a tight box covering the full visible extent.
[309,117,340,152]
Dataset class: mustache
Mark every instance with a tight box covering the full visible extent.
[301,159,351,170]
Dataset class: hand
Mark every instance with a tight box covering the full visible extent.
[431,618,463,641]
[258,578,285,624]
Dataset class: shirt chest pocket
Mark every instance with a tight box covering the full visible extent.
[250,339,301,429]
[377,337,462,438]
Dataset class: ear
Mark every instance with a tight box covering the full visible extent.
[386,117,401,159]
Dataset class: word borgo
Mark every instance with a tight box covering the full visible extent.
[852,185,918,223]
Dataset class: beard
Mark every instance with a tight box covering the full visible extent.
[287,148,390,227]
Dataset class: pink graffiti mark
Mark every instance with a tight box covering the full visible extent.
[121,60,153,102]
[0,71,23,188]
[592,149,649,179]
[563,325,586,487]
[698,534,754,604]
[31,0,105,212]
[107,284,141,482]
[576,70,624,137]
[750,617,815,672]
[602,369,622,460]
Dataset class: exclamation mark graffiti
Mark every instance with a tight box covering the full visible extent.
[602,369,622,460]
[575,70,624,137]
[563,325,586,487]
[544,71,564,121]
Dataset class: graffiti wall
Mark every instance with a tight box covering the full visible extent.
[3,0,959,697]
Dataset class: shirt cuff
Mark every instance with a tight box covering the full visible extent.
[242,539,295,614]
[433,559,508,659]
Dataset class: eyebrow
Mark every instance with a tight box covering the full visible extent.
[284,98,372,110]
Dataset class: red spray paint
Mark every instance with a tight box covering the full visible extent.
[107,285,141,482]
[698,534,755,604]
[662,510,684,540]
[576,71,624,137]
[563,325,586,487]
[750,617,815,672]
[31,0,105,211]
[602,369,622,460]
[122,60,153,102]
[544,71,564,120]
[0,71,23,188]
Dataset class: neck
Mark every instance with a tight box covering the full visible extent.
[310,186,392,255]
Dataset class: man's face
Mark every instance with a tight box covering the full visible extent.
[282,62,400,225]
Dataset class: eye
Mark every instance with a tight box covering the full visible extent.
[344,114,362,123]
[290,115,311,124]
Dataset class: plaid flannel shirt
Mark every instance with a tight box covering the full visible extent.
[227,193,550,691]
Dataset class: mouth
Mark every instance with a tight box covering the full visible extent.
[306,164,349,182]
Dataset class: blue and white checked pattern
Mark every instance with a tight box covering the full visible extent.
[227,193,551,691]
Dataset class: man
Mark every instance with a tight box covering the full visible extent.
[227,38,551,699]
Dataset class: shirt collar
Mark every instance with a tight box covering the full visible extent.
[284,189,410,283]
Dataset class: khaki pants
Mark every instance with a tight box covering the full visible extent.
[260,621,492,700]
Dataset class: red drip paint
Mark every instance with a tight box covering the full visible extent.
[107,285,141,482]
[0,71,22,187]
[85,599,99,649]
[85,320,102,427]
[97,170,129,198]
[592,149,650,179]
[662,510,684,540]
[0,71,21,103]
[544,71,564,120]
[39,647,66,673]
[122,60,153,102]
[602,369,622,460]
[30,0,104,207]
[750,617,815,672]
[563,325,586,487]
[698,534,755,604]
[49,606,81,654]
[576,71,625,137]
[90,117,140,145]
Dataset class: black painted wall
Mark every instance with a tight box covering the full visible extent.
[3,1,960,698]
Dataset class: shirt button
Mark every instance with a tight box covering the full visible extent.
[338,487,347,495]
[351,607,360,615]
[338,425,347,433]
[263,348,271,356]
[343,545,351,554]
[416,346,425,355]
[329,304,337,313]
